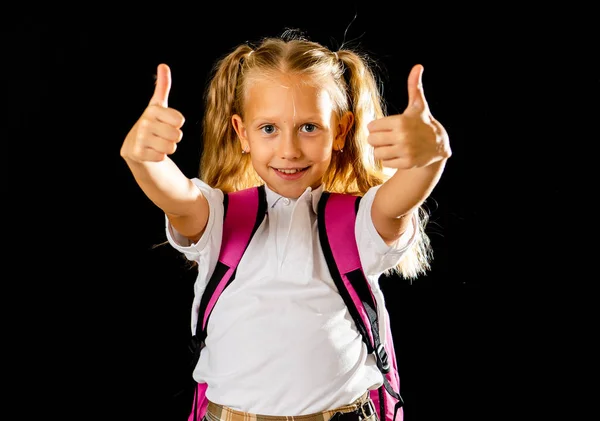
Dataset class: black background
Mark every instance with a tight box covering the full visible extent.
[11,4,596,420]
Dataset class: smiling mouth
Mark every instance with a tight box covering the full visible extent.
[273,167,309,174]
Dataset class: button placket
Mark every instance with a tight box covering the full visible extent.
[280,197,313,281]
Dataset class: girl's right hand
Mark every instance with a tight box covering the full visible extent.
[120,64,186,163]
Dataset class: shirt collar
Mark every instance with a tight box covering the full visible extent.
[264,184,325,214]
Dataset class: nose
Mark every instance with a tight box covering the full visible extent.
[276,130,301,160]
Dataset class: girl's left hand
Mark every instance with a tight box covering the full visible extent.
[367,64,451,169]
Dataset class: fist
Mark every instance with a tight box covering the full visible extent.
[120,64,186,163]
[367,64,451,169]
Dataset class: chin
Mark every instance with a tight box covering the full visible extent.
[267,177,322,198]
[267,183,306,199]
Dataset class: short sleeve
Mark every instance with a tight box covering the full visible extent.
[355,184,418,277]
[165,178,224,268]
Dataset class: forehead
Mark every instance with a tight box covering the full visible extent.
[243,72,335,116]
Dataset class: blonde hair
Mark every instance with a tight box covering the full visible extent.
[198,29,432,280]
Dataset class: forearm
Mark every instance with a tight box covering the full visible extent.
[372,160,447,243]
[377,160,446,217]
[124,156,203,217]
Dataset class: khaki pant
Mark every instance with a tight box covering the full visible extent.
[204,393,377,421]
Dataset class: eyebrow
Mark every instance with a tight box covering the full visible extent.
[251,115,326,123]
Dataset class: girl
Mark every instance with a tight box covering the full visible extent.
[120,30,451,421]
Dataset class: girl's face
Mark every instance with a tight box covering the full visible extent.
[232,73,352,199]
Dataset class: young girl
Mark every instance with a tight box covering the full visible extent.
[120,30,450,421]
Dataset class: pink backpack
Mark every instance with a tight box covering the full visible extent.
[188,185,404,421]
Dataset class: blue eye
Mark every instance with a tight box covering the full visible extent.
[261,125,276,135]
[301,124,317,133]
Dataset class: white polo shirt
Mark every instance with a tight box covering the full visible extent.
[166,178,416,416]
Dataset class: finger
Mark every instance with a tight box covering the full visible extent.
[404,64,430,115]
[133,142,170,162]
[368,131,401,147]
[375,149,413,169]
[372,144,403,161]
[368,114,409,134]
[147,134,179,155]
[146,106,186,129]
[147,120,184,143]
[149,63,171,107]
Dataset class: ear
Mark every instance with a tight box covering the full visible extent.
[232,114,249,152]
[333,111,354,151]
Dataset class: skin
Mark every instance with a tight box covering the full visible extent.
[120,63,450,246]
[231,73,353,200]
[120,64,208,243]
[368,64,451,243]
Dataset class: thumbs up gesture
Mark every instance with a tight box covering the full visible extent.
[120,64,186,163]
[367,65,451,170]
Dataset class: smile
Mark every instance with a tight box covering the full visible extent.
[275,167,309,174]
[272,166,310,180]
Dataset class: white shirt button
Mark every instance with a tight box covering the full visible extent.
[282,198,291,205]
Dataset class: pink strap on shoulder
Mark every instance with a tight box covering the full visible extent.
[323,193,374,344]
[323,193,362,273]
[202,187,259,329]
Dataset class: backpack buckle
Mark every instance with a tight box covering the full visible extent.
[359,399,377,420]
[376,344,390,373]
[188,335,204,369]
[189,335,201,355]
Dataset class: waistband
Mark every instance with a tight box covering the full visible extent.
[205,392,376,421]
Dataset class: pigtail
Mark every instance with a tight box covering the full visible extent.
[323,49,387,195]
[337,50,432,280]
[200,44,261,192]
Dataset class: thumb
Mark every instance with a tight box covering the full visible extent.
[149,63,171,107]
[405,64,429,115]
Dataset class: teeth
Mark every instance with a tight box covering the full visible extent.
[278,168,302,174]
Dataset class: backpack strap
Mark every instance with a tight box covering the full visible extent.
[195,185,267,343]
[317,192,404,420]
[189,185,267,421]
[317,192,375,352]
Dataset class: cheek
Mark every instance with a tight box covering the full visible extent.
[248,138,271,158]
[308,140,334,162]
[248,136,268,154]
